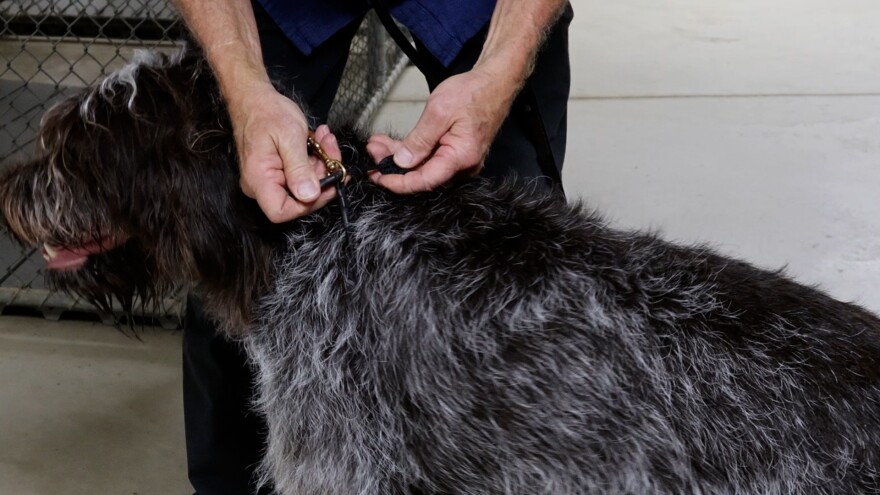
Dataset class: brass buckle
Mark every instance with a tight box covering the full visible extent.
[306,131,352,229]
[307,134,348,184]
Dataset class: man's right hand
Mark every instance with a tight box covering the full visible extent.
[228,83,337,223]
[174,0,343,223]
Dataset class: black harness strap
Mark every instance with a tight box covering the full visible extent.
[371,3,564,188]
[372,4,446,88]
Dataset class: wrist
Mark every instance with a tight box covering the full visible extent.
[205,44,273,108]
[219,61,279,117]
[473,0,567,94]
[222,71,273,112]
[174,0,272,114]
[472,55,530,97]
[225,85,308,138]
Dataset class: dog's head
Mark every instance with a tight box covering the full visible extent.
[0,49,269,323]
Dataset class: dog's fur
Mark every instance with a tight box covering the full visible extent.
[2,50,880,494]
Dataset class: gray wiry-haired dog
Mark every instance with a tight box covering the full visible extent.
[2,50,880,494]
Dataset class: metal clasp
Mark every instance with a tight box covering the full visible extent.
[307,134,348,186]
[306,132,352,229]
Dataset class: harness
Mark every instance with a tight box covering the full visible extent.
[307,132,404,229]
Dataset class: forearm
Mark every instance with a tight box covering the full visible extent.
[474,0,568,98]
[173,0,322,221]
[173,0,271,108]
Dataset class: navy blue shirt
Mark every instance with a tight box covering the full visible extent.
[257,0,496,66]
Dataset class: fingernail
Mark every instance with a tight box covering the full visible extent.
[394,147,414,168]
[296,180,319,200]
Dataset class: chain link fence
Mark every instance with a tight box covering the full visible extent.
[0,0,407,327]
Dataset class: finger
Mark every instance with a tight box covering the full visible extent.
[239,176,256,199]
[252,148,338,224]
[277,128,320,204]
[372,149,459,194]
[253,181,308,223]
[367,134,402,162]
[314,124,332,143]
[394,105,450,168]
[254,180,337,223]
[315,124,330,142]
[318,128,342,161]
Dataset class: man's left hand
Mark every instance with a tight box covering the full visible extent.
[367,66,516,193]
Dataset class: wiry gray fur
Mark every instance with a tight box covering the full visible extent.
[1,49,879,494]
[244,177,880,494]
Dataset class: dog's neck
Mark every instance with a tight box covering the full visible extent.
[181,160,284,336]
[181,127,381,336]
[188,178,383,336]
[191,231,277,337]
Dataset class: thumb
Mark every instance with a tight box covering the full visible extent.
[278,129,320,203]
[394,106,449,168]
[367,134,402,163]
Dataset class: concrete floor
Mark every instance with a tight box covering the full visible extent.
[2,0,879,493]
[0,319,185,495]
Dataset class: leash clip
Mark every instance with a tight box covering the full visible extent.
[307,134,348,186]
[307,132,351,229]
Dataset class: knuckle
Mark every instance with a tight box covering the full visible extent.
[259,201,283,223]
[407,136,430,152]
[462,151,482,167]
[238,180,255,198]
[428,102,452,122]
[287,165,317,181]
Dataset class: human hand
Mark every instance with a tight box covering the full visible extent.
[368,66,517,193]
[228,84,338,222]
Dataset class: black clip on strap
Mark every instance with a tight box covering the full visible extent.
[373,155,409,175]
[310,130,410,230]
[316,170,349,227]
[308,135,352,229]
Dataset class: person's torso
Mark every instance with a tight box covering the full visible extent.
[256,0,496,66]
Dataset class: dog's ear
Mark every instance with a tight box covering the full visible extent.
[0,157,46,246]
[39,96,87,158]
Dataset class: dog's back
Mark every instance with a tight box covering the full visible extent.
[246,178,880,494]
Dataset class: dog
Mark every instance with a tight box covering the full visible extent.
[2,49,879,494]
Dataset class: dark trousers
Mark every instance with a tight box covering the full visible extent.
[184,4,573,494]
